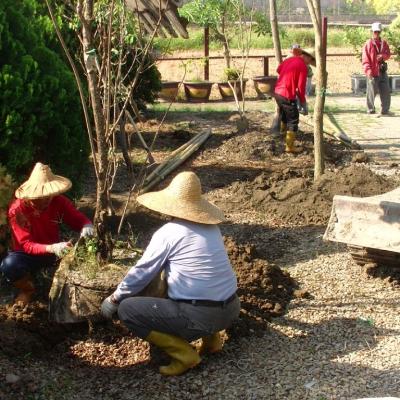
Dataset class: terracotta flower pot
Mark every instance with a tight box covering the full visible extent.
[183,81,213,102]
[217,79,247,101]
[252,76,278,99]
[158,81,180,102]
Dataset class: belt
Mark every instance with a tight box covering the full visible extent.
[174,293,237,307]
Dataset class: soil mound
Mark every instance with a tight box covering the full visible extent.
[224,237,296,337]
[226,165,397,226]
[0,302,73,357]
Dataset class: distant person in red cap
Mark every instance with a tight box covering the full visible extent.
[362,22,391,115]
[274,48,316,153]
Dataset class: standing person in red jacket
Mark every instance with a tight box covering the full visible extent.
[274,49,315,153]
[362,22,391,115]
[0,163,93,304]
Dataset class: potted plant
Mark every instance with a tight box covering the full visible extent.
[252,75,278,99]
[183,59,213,102]
[159,81,181,102]
[217,67,247,101]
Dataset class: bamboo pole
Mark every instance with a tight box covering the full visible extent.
[125,110,155,163]
[141,129,211,193]
[301,114,357,149]
[144,130,208,184]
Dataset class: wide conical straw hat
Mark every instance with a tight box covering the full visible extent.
[15,163,72,199]
[137,171,225,224]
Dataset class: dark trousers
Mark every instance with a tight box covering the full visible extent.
[366,72,391,113]
[118,295,240,341]
[275,94,300,132]
[0,251,56,283]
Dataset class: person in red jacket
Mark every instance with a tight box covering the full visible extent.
[0,163,93,304]
[274,49,315,153]
[362,22,391,115]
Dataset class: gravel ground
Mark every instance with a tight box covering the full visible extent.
[1,111,400,400]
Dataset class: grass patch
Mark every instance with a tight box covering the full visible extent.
[154,26,352,53]
[150,102,236,114]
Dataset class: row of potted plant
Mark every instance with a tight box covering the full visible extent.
[159,75,278,102]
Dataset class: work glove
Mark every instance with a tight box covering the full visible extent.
[80,224,94,238]
[49,241,72,257]
[299,102,308,116]
[101,295,119,320]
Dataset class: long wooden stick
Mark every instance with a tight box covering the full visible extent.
[144,131,208,184]
[141,129,211,193]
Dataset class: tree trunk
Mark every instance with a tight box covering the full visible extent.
[269,0,282,133]
[80,0,113,260]
[305,0,326,180]
[269,0,282,64]
[215,23,231,69]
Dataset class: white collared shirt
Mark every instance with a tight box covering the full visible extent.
[113,220,237,302]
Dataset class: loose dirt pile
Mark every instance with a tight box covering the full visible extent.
[224,164,398,226]
[0,302,74,357]
[224,237,297,337]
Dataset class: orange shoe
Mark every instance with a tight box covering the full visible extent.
[13,276,35,305]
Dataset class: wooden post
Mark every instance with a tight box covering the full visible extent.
[322,16,328,61]
[263,56,269,76]
[204,26,209,81]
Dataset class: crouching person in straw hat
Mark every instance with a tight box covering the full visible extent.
[101,171,240,376]
[0,163,94,305]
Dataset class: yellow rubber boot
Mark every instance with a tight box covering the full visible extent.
[13,276,35,305]
[199,332,223,355]
[146,331,201,376]
[280,121,287,134]
[285,130,303,153]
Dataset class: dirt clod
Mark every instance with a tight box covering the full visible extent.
[223,165,397,226]
[224,237,297,337]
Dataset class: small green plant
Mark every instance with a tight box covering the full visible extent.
[182,58,207,82]
[74,238,100,279]
[357,316,375,327]
[223,67,240,81]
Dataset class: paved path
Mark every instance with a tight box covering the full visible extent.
[325,93,400,164]
[154,93,400,164]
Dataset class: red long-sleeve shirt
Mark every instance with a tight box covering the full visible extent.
[274,56,308,103]
[362,38,391,77]
[8,195,91,255]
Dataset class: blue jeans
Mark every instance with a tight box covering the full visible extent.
[0,251,56,283]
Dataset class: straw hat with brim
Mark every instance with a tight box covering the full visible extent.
[137,171,225,224]
[15,162,72,200]
[301,49,316,66]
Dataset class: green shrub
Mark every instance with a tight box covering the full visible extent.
[344,27,370,60]
[387,15,400,64]
[0,0,88,194]
[0,165,15,259]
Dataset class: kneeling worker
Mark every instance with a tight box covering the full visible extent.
[101,171,240,376]
[0,163,94,304]
[274,48,316,153]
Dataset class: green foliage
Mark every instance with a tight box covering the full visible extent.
[344,26,370,60]
[74,238,100,278]
[252,11,272,37]
[223,67,241,81]
[179,0,270,69]
[179,0,229,29]
[387,15,400,63]
[156,27,354,52]
[0,165,14,258]
[0,0,88,193]
[285,28,315,48]
[366,0,400,13]
[90,0,161,110]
